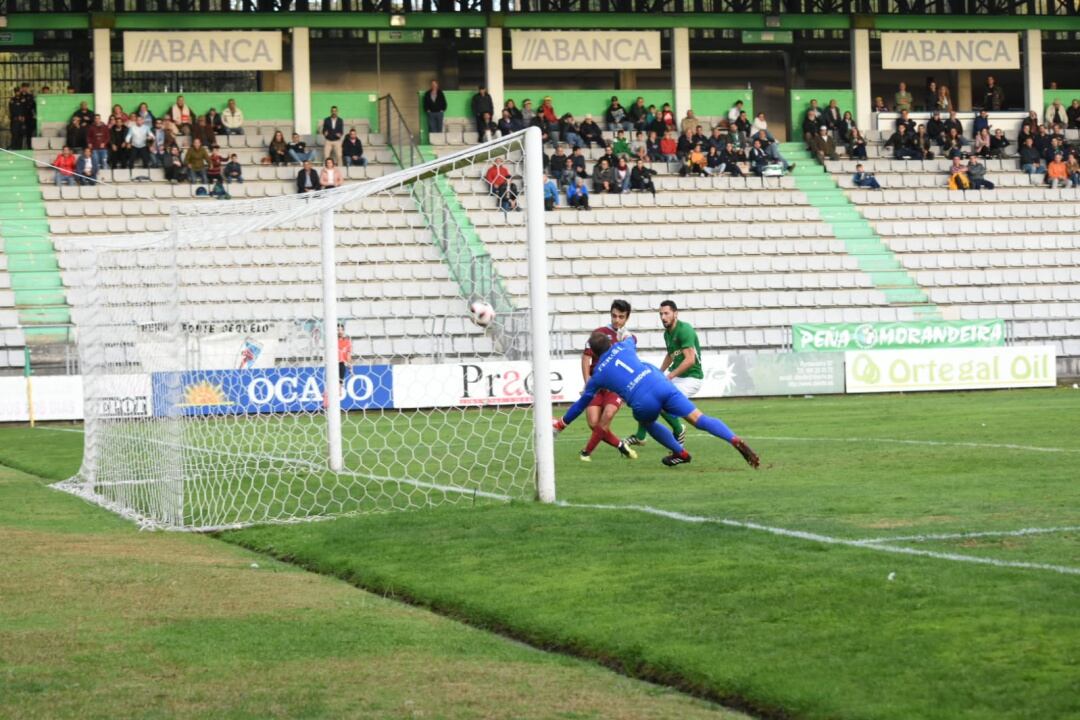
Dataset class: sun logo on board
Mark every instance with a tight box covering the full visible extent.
[178,381,233,407]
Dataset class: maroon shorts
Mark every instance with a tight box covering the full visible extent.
[588,389,623,409]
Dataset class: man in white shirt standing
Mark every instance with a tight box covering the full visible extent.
[125,115,153,169]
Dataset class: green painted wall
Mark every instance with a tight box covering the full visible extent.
[39,91,292,124]
[690,89,754,118]
[311,91,380,133]
[790,89,856,132]
[1044,89,1080,107]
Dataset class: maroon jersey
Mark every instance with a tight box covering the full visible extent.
[583,325,634,372]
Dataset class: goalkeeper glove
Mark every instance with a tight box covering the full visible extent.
[552,418,566,436]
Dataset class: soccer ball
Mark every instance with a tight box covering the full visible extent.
[469,300,496,328]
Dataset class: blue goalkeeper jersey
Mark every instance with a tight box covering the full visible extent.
[564,338,668,424]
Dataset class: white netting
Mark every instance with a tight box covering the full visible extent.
[54,130,550,530]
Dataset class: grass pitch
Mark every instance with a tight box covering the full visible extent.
[2,388,1078,719]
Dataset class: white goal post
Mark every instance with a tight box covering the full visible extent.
[54,127,553,531]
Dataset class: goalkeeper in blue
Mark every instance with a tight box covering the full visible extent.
[553,331,760,468]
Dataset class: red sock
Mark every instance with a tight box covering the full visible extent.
[602,430,622,447]
[679,449,691,459]
[584,427,606,455]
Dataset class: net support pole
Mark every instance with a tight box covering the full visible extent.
[523,126,555,503]
[321,206,344,472]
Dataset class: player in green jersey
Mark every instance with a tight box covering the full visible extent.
[625,300,703,447]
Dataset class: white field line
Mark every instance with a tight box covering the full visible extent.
[852,526,1080,546]
[557,501,1080,577]
[749,434,1080,454]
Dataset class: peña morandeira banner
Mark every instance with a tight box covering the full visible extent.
[793,320,1005,353]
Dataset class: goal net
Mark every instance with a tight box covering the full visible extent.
[54,128,554,531]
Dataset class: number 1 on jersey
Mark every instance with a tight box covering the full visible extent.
[615,359,634,373]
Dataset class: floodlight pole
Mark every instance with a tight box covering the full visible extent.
[321,206,344,472]
[523,126,556,503]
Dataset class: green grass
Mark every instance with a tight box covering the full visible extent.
[2,389,1078,719]
[0,463,740,719]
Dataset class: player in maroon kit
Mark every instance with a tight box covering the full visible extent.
[578,299,638,462]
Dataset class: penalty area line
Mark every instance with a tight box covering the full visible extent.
[557,501,1080,577]
[748,434,1080,454]
[852,525,1080,545]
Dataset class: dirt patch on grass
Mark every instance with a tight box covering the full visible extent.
[861,515,961,529]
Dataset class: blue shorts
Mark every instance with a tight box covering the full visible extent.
[630,383,695,424]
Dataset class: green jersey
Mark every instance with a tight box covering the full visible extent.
[664,320,703,380]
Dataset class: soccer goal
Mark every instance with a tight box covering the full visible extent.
[54,127,554,531]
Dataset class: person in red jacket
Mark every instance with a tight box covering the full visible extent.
[659,131,679,162]
[483,157,516,210]
[53,146,77,186]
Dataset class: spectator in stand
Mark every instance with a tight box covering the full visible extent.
[894,82,913,112]
[614,157,632,192]
[726,100,744,124]
[169,95,193,136]
[342,129,367,167]
[630,158,657,195]
[556,113,582,148]
[1019,137,1044,175]
[133,101,154,127]
[802,109,823,146]
[1046,152,1069,188]
[972,108,991,137]
[207,146,224,183]
[471,86,494,140]
[484,156,513,206]
[12,83,36,149]
[675,128,695,160]
[571,146,588,177]
[886,125,920,160]
[150,118,165,167]
[720,141,744,176]
[606,96,632,132]
[592,157,618,194]
[423,80,447,134]
[966,157,994,190]
[502,99,522,122]
[52,146,77,186]
[989,128,1011,158]
[810,125,839,163]
[539,97,559,144]
[205,108,224,136]
[567,176,589,210]
[73,101,94,126]
[822,99,842,135]
[982,76,1005,111]
[1066,153,1080,187]
[658,131,679,163]
[547,144,568,176]
[520,98,536,127]
[747,138,770,176]
[808,98,822,118]
[914,125,935,160]
[645,130,661,161]
[65,116,86,152]
[871,96,888,113]
[755,130,795,172]
[193,116,216,149]
[852,164,880,189]
[557,157,577,192]
[161,116,180,152]
[628,97,648,131]
[838,111,857,143]
[941,127,968,158]
[579,114,606,149]
[320,157,343,189]
[223,153,243,184]
[296,160,320,193]
[1067,99,1080,130]
[1046,98,1068,127]
[895,110,916,134]
[752,112,774,142]
[86,114,110,170]
[678,109,697,134]
[185,138,210,185]
[936,85,953,113]
[926,111,946,145]
[163,146,186,183]
[108,115,129,169]
[847,128,868,159]
[218,99,242,136]
[288,133,313,164]
[75,147,98,185]
[110,103,129,126]
[658,103,676,133]
[974,128,993,158]
[497,109,521,137]
[322,106,344,166]
[125,114,153,169]
[683,143,707,177]
[948,156,970,189]
[611,130,631,158]
[703,145,725,176]
[923,80,938,112]
[541,173,559,210]
[477,111,497,142]
[268,130,289,166]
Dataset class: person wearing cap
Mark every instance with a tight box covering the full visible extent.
[810,125,839,163]
[579,114,606,149]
